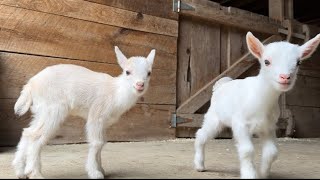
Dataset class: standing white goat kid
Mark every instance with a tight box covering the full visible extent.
[12,46,156,179]
[194,32,320,178]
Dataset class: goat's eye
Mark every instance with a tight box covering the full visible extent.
[126,71,131,75]
[264,60,271,66]
[147,71,151,77]
[297,61,302,66]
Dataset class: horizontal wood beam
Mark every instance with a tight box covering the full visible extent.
[85,0,178,20]
[0,0,178,37]
[0,4,177,71]
[178,0,282,35]
[177,35,283,114]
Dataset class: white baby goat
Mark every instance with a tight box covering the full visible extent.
[12,46,156,179]
[194,32,320,179]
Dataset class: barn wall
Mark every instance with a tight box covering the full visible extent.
[0,0,178,146]
[286,34,320,138]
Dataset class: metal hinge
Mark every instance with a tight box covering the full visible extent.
[170,113,186,128]
[173,0,195,12]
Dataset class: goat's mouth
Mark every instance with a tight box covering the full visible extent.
[278,81,290,86]
[277,81,291,90]
[134,86,144,93]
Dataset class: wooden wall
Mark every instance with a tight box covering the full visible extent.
[286,32,320,138]
[0,0,178,146]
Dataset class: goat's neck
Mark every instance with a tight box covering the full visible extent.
[114,74,139,106]
[255,73,282,107]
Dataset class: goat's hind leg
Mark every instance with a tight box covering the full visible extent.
[24,106,67,179]
[12,130,30,179]
[194,111,223,172]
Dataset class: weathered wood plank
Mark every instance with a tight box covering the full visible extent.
[85,0,178,20]
[0,99,175,146]
[190,20,221,97]
[177,18,192,107]
[0,5,177,71]
[268,0,285,21]
[107,104,176,142]
[228,28,248,66]
[177,35,283,114]
[268,0,294,21]
[286,75,320,107]
[0,0,178,37]
[220,26,229,72]
[179,0,282,35]
[0,52,176,105]
[287,106,320,138]
[177,17,221,106]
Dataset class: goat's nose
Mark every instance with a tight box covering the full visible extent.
[279,74,290,80]
[136,82,144,87]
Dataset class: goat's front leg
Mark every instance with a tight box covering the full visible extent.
[232,122,257,179]
[194,111,223,172]
[86,119,106,179]
[260,130,278,178]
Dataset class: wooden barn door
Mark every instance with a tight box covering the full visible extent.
[174,0,283,138]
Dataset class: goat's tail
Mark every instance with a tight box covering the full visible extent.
[212,77,233,91]
[14,83,33,116]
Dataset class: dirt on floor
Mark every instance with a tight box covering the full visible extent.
[0,138,319,179]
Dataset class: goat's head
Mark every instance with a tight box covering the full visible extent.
[246,32,320,92]
[115,46,156,95]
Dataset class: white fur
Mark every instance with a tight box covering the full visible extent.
[194,32,320,179]
[12,46,156,179]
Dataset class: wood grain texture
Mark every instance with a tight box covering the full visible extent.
[0,99,175,146]
[85,0,178,20]
[0,52,176,105]
[179,0,281,35]
[177,18,192,107]
[0,4,177,71]
[177,18,221,106]
[268,0,285,21]
[189,20,221,97]
[287,106,320,138]
[286,75,320,108]
[0,0,178,37]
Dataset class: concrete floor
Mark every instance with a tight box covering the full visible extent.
[0,138,319,179]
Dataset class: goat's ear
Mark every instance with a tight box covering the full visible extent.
[146,49,156,66]
[246,32,264,59]
[115,46,127,69]
[299,34,320,60]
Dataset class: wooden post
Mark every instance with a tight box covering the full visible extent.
[269,0,293,21]
[269,0,285,21]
